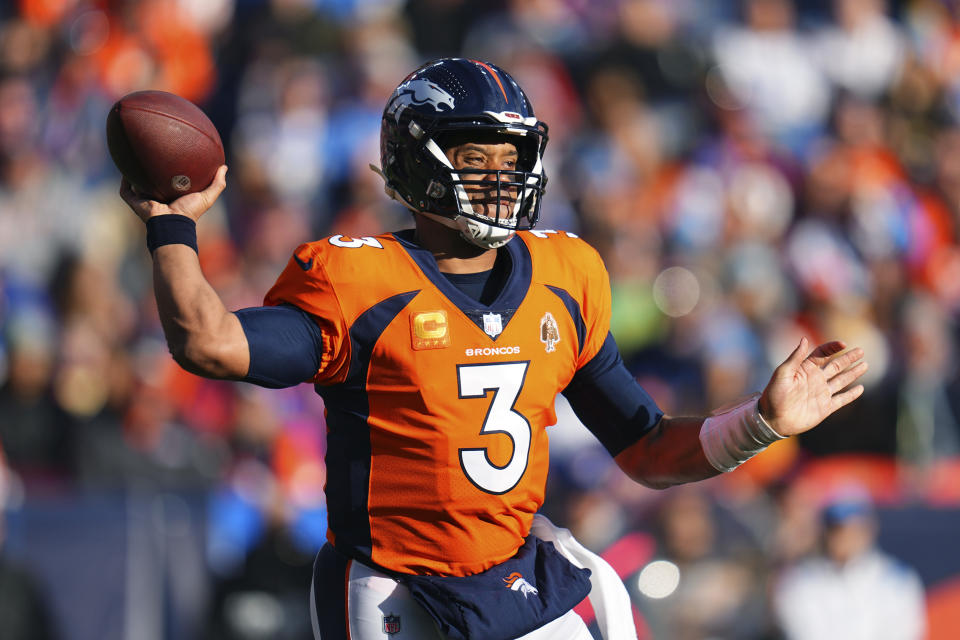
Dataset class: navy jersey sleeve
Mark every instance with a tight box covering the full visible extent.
[235,305,324,388]
[561,332,663,456]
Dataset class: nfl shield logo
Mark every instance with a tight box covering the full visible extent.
[482,312,504,338]
[383,613,401,635]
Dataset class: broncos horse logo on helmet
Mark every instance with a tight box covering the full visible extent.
[392,80,456,113]
[373,58,549,249]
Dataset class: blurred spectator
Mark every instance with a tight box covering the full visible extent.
[0,446,60,640]
[205,498,316,640]
[902,0,960,124]
[636,487,772,640]
[586,0,709,161]
[895,293,960,471]
[0,304,72,483]
[919,123,960,309]
[773,490,926,640]
[403,0,488,59]
[713,0,831,153]
[813,0,905,98]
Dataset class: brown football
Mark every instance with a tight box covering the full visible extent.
[106,90,224,203]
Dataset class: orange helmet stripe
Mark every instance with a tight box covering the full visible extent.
[471,59,509,102]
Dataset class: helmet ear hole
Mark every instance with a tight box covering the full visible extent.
[426,181,446,199]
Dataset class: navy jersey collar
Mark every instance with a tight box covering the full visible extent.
[391,229,532,338]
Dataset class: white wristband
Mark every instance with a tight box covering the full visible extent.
[699,393,786,473]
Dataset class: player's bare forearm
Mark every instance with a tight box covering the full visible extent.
[614,339,869,490]
[614,416,717,489]
[151,244,249,379]
[120,167,247,379]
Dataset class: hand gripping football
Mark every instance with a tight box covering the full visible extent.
[106,90,224,203]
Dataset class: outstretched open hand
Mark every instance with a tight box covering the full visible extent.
[758,337,868,437]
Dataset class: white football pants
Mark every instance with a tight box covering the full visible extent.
[310,515,637,640]
[310,558,592,639]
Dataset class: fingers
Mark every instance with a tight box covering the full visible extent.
[822,346,865,378]
[169,165,228,219]
[828,359,869,394]
[119,178,155,221]
[203,165,228,201]
[808,340,847,366]
[815,344,868,403]
[201,164,228,208]
[119,178,143,205]
[784,336,809,369]
[121,165,228,223]
[209,164,228,193]
[197,164,228,204]
[831,384,865,410]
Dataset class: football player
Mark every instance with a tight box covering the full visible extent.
[120,58,868,640]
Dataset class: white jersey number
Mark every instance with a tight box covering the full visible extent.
[328,235,383,249]
[457,362,531,494]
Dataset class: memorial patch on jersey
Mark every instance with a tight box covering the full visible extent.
[411,310,450,350]
[539,312,560,353]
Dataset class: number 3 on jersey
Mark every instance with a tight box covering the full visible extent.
[457,362,531,494]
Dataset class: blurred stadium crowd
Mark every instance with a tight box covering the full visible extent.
[2,0,960,638]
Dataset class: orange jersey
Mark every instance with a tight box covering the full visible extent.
[264,229,611,576]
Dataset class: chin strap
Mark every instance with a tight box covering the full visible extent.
[417,210,462,231]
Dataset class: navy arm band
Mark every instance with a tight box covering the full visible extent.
[235,304,324,388]
[561,332,664,456]
[146,214,198,254]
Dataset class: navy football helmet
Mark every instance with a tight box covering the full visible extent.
[374,58,548,248]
